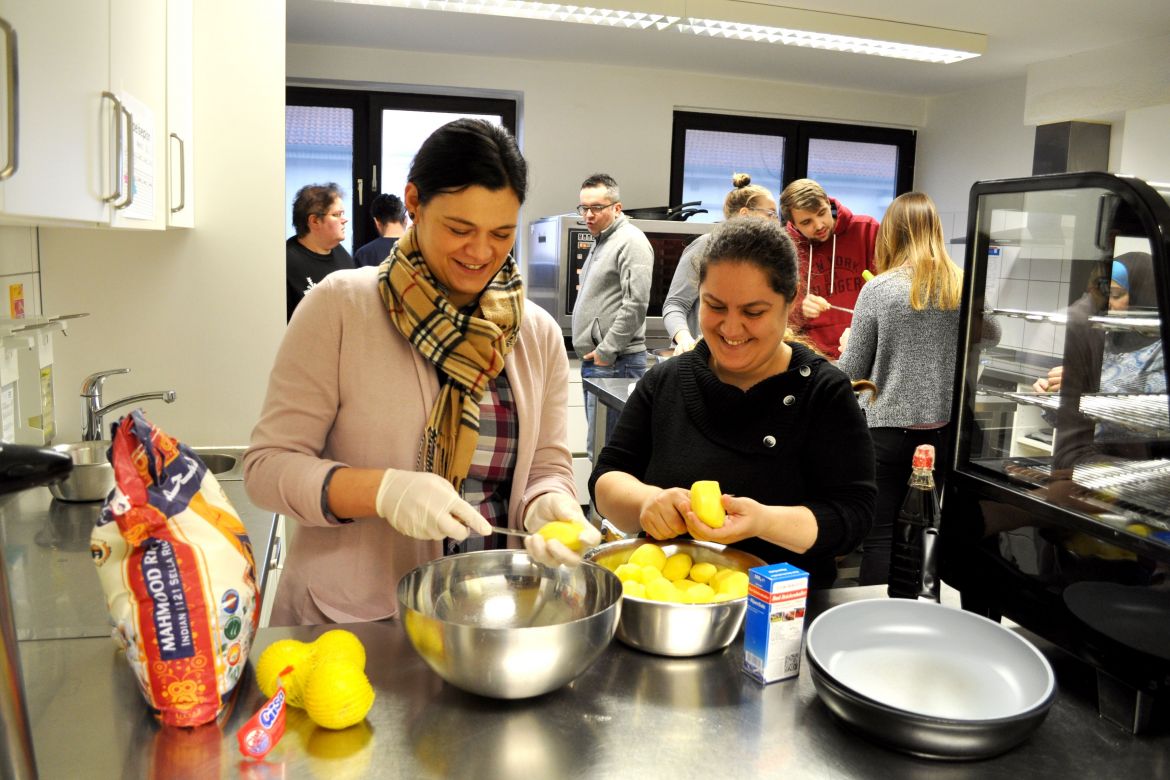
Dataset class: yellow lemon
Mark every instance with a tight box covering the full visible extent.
[303,660,376,730]
[712,591,738,602]
[673,578,699,592]
[690,481,726,528]
[614,563,642,582]
[403,610,446,662]
[689,562,717,584]
[661,552,693,581]
[628,543,667,571]
[538,520,587,552]
[681,583,716,603]
[622,580,647,599]
[312,629,366,672]
[638,565,665,585]
[716,571,750,598]
[646,578,681,602]
[255,638,316,707]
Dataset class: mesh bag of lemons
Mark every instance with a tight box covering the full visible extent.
[255,629,374,730]
[600,543,750,603]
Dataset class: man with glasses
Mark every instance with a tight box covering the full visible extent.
[287,182,355,322]
[571,173,653,463]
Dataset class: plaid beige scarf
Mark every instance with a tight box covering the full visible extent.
[378,226,524,492]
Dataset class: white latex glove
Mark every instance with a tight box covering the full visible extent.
[522,492,602,567]
[375,469,491,541]
[673,331,697,353]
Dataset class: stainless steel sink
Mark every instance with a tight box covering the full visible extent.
[189,446,245,481]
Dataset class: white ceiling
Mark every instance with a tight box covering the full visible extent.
[287,0,1170,97]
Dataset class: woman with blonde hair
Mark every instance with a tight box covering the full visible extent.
[837,191,977,586]
[662,173,779,352]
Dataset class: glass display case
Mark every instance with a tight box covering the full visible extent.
[941,172,1170,734]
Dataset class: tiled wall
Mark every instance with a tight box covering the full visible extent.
[0,227,42,319]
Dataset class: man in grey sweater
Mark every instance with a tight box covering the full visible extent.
[571,173,654,461]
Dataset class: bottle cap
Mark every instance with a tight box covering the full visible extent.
[912,444,936,469]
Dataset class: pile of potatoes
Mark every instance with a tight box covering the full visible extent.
[603,543,750,604]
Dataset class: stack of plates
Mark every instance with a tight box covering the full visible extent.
[804,599,1056,760]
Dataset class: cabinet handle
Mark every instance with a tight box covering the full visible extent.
[356,178,363,206]
[0,18,17,182]
[100,91,124,204]
[117,104,134,210]
[372,164,378,193]
[169,132,185,214]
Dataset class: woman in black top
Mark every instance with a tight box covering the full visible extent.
[590,217,875,588]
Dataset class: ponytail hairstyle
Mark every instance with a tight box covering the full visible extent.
[874,191,961,311]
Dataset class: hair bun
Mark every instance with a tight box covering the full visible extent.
[731,172,752,188]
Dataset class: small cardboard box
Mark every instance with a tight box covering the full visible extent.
[743,563,809,684]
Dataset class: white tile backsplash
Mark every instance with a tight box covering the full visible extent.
[1029,257,1063,282]
[1025,281,1061,312]
[999,318,1025,349]
[997,279,1029,310]
[1022,321,1058,354]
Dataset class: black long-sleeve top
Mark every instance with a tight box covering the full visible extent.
[589,341,876,588]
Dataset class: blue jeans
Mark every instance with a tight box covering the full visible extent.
[582,352,648,463]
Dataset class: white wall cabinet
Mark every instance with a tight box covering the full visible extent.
[0,0,168,230]
[165,0,194,228]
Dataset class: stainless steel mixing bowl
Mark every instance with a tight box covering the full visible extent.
[48,441,114,502]
[397,550,622,699]
[585,538,765,657]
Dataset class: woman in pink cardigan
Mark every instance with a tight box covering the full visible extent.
[245,120,598,626]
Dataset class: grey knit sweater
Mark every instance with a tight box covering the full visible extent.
[836,268,961,428]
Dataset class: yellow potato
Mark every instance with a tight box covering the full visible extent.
[661,552,693,582]
[690,481,726,528]
[613,563,642,583]
[629,543,667,570]
[689,562,718,584]
[646,578,681,602]
[681,584,716,604]
[716,570,750,598]
[622,580,647,599]
[638,565,665,585]
[538,520,586,552]
[709,567,736,589]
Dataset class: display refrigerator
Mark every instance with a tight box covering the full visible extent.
[940,172,1170,734]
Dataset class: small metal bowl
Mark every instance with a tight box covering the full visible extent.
[585,538,765,657]
[48,441,114,502]
[397,550,622,699]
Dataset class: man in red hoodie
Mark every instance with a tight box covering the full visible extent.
[780,179,880,359]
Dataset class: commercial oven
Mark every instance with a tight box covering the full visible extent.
[526,214,714,345]
[941,172,1170,734]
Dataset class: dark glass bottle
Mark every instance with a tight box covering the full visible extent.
[888,444,942,601]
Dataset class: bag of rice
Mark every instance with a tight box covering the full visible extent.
[90,409,259,727]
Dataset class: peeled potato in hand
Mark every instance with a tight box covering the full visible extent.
[537,520,587,552]
[690,481,726,528]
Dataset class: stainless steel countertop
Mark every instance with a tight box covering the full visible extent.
[18,586,1168,778]
[0,449,278,641]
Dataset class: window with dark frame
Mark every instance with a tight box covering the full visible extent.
[286,87,518,252]
[669,111,915,224]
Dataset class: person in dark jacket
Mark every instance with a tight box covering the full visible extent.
[590,217,876,588]
[286,182,354,322]
[353,193,408,268]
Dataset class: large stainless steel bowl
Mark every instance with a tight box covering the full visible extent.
[397,550,622,699]
[585,538,765,657]
[48,441,114,502]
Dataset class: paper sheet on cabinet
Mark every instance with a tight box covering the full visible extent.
[119,93,155,221]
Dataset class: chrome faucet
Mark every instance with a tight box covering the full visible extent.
[80,369,177,441]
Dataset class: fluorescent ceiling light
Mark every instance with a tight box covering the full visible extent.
[680,1,986,63]
[333,0,681,30]
[328,0,987,63]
